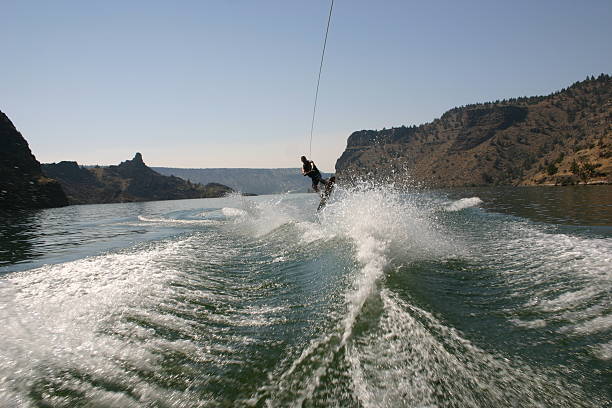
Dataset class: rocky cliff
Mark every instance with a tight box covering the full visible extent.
[43,153,233,205]
[335,74,611,186]
[0,110,68,211]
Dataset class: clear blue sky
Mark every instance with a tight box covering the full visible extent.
[2,0,611,171]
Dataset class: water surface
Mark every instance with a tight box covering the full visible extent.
[0,186,610,407]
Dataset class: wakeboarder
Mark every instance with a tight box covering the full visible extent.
[301,156,327,193]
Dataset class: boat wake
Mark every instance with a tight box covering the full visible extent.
[240,185,603,407]
[0,183,609,407]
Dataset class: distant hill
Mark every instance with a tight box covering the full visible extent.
[152,167,333,195]
[0,110,68,211]
[43,153,233,205]
[336,74,611,186]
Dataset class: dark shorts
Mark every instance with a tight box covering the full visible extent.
[309,172,327,190]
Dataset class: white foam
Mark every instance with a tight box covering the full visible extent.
[537,286,604,313]
[228,184,458,350]
[0,239,188,406]
[510,318,548,329]
[592,340,612,360]
[1,224,300,405]
[346,289,590,407]
[221,194,306,237]
[0,232,271,406]
[257,285,592,406]
[464,214,612,369]
[296,221,334,244]
[560,315,612,335]
[444,196,483,211]
[250,185,466,406]
[314,185,458,344]
[221,207,248,218]
[137,215,217,225]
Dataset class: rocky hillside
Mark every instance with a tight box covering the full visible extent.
[336,74,611,186]
[0,110,68,211]
[43,153,233,205]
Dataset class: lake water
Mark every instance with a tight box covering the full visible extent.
[0,185,610,407]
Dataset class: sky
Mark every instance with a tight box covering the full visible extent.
[2,0,611,172]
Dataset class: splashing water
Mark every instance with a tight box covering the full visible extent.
[0,184,610,407]
[248,185,608,407]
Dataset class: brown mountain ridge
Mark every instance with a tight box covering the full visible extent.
[42,154,233,205]
[335,74,611,187]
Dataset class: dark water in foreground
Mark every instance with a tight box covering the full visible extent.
[0,186,610,407]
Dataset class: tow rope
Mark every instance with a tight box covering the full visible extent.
[308,0,334,158]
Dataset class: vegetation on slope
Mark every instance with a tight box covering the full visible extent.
[336,74,611,187]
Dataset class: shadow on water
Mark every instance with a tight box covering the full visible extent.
[0,210,43,267]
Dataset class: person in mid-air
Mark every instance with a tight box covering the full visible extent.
[317,176,336,211]
[301,156,327,192]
